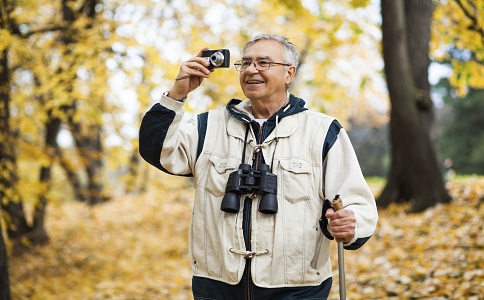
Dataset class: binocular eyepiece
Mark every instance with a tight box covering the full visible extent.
[221,163,278,214]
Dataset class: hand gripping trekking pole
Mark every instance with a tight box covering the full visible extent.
[331,194,346,300]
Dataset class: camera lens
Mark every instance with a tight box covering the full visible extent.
[210,52,225,67]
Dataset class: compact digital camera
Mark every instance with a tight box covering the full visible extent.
[221,163,278,214]
[202,49,230,69]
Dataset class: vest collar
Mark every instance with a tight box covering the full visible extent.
[226,94,308,142]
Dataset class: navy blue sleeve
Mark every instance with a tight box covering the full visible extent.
[322,119,342,162]
[138,103,181,174]
[321,119,373,250]
[344,237,371,250]
[196,112,208,160]
[320,120,343,240]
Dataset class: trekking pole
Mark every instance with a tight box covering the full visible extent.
[331,194,346,300]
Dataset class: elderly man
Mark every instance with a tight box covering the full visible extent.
[139,33,378,300]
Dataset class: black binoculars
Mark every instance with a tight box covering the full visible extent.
[221,163,278,214]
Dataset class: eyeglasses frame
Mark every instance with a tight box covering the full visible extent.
[234,59,292,72]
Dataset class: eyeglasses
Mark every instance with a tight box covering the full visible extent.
[234,59,292,71]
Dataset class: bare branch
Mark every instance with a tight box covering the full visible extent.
[20,26,68,38]
[453,0,484,39]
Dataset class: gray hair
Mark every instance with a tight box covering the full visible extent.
[243,34,299,69]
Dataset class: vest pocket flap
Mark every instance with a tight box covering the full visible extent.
[279,158,312,174]
[208,156,238,173]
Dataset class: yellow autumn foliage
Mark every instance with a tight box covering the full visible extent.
[8,176,484,300]
[432,0,484,95]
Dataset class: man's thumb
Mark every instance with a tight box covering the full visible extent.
[325,207,335,218]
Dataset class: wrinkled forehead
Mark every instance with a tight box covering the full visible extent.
[241,55,273,61]
[242,40,285,60]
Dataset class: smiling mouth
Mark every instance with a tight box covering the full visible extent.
[247,80,264,84]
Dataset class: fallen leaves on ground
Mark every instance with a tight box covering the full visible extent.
[9,175,484,299]
[336,176,484,300]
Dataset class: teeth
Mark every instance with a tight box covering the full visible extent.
[248,81,263,84]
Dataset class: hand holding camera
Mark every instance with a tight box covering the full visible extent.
[201,49,231,68]
[167,48,230,101]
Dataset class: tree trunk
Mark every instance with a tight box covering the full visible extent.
[125,147,140,194]
[0,7,14,300]
[0,45,31,245]
[57,146,86,201]
[138,165,150,194]
[0,216,10,300]
[28,0,77,244]
[0,51,11,280]
[32,117,63,245]
[378,0,451,212]
[70,123,106,205]
[64,0,106,205]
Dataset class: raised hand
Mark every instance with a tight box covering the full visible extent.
[167,47,215,100]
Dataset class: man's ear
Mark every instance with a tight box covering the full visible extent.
[286,65,297,85]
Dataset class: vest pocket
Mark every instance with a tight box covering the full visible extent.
[199,155,238,197]
[278,158,313,204]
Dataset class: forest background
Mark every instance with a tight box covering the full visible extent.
[1,0,483,299]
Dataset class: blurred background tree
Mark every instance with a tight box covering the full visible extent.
[1,0,129,250]
[437,77,484,174]
[375,0,482,211]
[0,219,9,300]
[378,0,452,212]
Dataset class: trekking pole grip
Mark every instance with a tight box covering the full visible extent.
[331,194,345,243]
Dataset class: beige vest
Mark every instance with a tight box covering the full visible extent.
[159,98,377,288]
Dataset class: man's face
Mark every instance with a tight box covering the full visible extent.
[239,40,296,103]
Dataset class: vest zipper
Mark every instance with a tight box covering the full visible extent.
[243,195,253,300]
[246,220,252,300]
[253,122,264,168]
[245,122,265,300]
